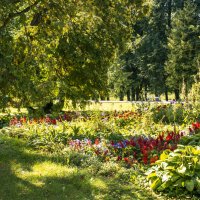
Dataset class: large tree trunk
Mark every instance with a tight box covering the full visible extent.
[136,87,140,101]
[127,89,131,101]
[155,90,159,98]
[119,92,124,101]
[131,87,135,101]
[119,85,124,101]
[100,96,105,100]
[165,87,168,101]
[174,89,180,101]
[144,84,148,101]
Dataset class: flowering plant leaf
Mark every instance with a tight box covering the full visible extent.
[185,180,195,192]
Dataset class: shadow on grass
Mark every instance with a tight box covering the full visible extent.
[0,136,176,200]
[93,174,160,200]
[0,136,96,200]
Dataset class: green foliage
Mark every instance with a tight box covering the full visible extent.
[97,161,121,177]
[147,145,200,195]
[189,68,200,102]
[0,134,158,200]
[180,133,200,146]
[117,0,200,100]
[0,115,11,128]
[0,0,150,109]
[151,104,200,124]
[1,103,199,153]
[165,1,200,97]
[107,59,133,100]
[65,150,90,167]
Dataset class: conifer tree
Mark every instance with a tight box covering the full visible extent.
[165,0,200,100]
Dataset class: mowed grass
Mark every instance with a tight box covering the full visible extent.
[0,135,166,200]
[0,136,93,200]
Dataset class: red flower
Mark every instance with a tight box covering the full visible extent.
[192,122,200,130]
[142,156,148,164]
[51,119,57,125]
[150,155,159,164]
[159,133,164,142]
[117,156,122,161]
[95,138,100,145]
[124,157,129,163]
[110,141,114,145]
[141,149,148,155]
[166,133,172,141]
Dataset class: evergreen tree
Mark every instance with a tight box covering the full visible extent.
[121,0,171,100]
[165,0,200,100]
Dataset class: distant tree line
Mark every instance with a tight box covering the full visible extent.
[110,0,200,101]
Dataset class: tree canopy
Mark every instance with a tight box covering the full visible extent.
[0,0,149,109]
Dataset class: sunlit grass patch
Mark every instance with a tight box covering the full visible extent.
[90,177,108,190]
[14,161,77,186]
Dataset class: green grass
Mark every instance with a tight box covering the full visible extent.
[0,134,171,200]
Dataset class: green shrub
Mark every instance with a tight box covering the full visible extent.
[26,125,69,151]
[0,115,12,128]
[66,151,89,166]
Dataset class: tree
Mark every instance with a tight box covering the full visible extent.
[121,0,170,100]
[0,0,149,111]
[107,59,132,101]
[165,0,200,100]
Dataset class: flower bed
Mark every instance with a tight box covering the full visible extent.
[8,111,141,127]
[68,122,200,165]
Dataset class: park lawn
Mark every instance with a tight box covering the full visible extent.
[0,135,164,200]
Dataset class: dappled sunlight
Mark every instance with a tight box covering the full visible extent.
[31,161,77,177]
[90,177,108,191]
[14,161,78,187]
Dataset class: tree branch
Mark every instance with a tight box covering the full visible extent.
[0,0,40,31]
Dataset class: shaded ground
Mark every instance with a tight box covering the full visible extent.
[0,135,195,200]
